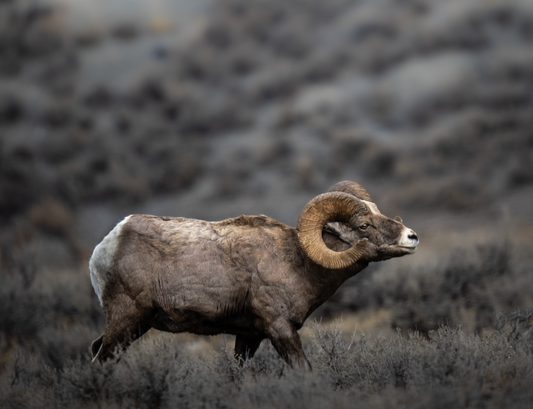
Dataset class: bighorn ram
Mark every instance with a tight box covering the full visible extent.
[90,181,418,368]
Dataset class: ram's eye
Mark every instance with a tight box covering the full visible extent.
[359,223,369,230]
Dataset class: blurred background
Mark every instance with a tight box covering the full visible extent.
[1,0,533,364]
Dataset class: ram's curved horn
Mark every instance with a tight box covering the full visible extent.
[327,181,372,202]
[297,192,368,269]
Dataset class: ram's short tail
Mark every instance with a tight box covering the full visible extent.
[89,216,131,306]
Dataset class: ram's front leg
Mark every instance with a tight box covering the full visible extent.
[234,335,262,364]
[267,320,312,370]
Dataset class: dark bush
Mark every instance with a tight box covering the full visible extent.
[1,239,531,408]
[323,241,531,336]
[2,317,533,409]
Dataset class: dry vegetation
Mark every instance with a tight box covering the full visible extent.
[1,242,532,408]
[1,0,533,407]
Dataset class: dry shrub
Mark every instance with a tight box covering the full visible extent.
[319,241,533,337]
[2,316,533,409]
[28,197,73,237]
[0,236,532,408]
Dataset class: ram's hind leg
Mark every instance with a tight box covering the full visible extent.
[92,317,150,363]
[91,334,104,359]
[92,295,151,363]
[234,335,262,364]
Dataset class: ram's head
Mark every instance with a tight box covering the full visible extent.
[297,181,419,269]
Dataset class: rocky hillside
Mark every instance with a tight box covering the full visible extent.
[1,0,532,267]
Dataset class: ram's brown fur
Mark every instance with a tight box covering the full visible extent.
[89,182,418,369]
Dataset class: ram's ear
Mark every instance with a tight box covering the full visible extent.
[324,222,357,245]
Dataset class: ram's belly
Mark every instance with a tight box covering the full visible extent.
[150,299,259,337]
[149,278,257,335]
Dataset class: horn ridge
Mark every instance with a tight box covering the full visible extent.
[328,181,372,202]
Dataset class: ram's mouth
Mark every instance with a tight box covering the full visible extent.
[399,245,417,254]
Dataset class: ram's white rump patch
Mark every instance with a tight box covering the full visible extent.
[89,215,131,306]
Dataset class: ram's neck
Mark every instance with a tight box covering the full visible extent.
[305,257,368,290]
[297,256,367,322]
[318,229,369,279]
